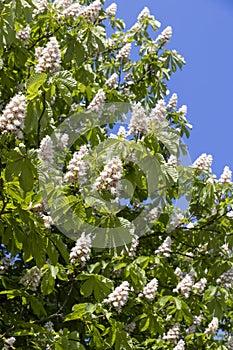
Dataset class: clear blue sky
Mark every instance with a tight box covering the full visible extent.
[105,0,233,176]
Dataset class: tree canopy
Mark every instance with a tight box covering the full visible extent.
[1,1,233,349]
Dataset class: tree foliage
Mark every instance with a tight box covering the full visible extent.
[0,1,233,349]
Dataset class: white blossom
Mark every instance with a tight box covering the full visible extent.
[106,3,117,17]
[38,135,54,165]
[171,214,184,228]
[0,93,26,138]
[173,273,194,298]
[87,89,105,114]
[167,93,178,110]
[20,267,42,291]
[156,26,172,44]
[62,2,83,19]
[16,25,31,43]
[44,321,54,332]
[137,7,150,21]
[174,339,185,350]
[204,317,219,335]
[81,0,102,22]
[0,257,12,275]
[35,46,44,60]
[103,281,130,312]
[155,236,172,257]
[193,153,213,171]
[129,103,149,135]
[178,105,188,116]
[163,324,180,343]
[174,267,185,279]
[227,210,233,218]
[58,133,69,148]
[106,73,118,88]
[227,336,233,350]
[193,277,207,293]
[124,321,136,333]
[116,43,132,61]
[167,155,178,166]
[42,215,54,228]
[33,0,49,17]
[93,157,123,196]
[147,207,158,221]
[117,126,127,138]
[217,268,233,288]
[3,337,16,350]
[128,237,139,258]
[186,314,203,334]
[35,37,61,74]
[64,145,89,184]
[149,99,167,124]
[69,232,92,265]
[219,166,232,184]
[138,278,158,300]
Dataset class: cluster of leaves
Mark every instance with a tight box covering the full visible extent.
[0,1,233,350]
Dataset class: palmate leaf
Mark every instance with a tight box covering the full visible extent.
[53,70,77,90]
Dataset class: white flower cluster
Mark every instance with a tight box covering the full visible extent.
[38,135,54,165]
[128,237,139,258]
[20,266,42,291]
[174,267,185,279]
[150,99,167,123]
[137,6,150,21]
[33,0,49,17]
[227,336,233,350]
[155,236,172,257]
[62,2,82,19]
[93,157,123,196]
[138,278,158,300]
[129,103,148,135]
[0,93,26,138]
[3,337,16,350]
[217,268,233,288]
[193,153,213,171]
[69,232,92,265]
[116,43,132,61]
[204,317,219,335]
[193,277,207,293]
[35,37,61,74]
[167,93,178,110]
[147,207,158,221]
[81,0,102,22]
[178,105,187,116]
[16,25,31,43]
[64,145,89,184]
[124,321,136,333]
[219,166,232,184]
[0,257,12,275]
[186,314,203,334]
[173,273,193,298]
[103,281,130,312]
[57,133,69,148]
[87,89,105,114]
[42,214,54,228]
[156,26,172,44]
[117,126,127,138]
[44,321,54,332]
[167,155,178,166]
[163,323,180,343]
[105,3,117,17]
[174,339,185,350]
[106,73,118,88]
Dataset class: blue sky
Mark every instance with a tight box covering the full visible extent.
[105,0,233,176]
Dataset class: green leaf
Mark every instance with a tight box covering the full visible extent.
[65,303,96,321]
[27,73,47,100]
[41,269,55,295]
